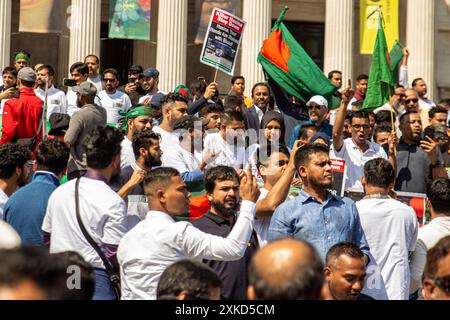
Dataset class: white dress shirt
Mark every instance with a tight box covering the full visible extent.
[330,138,388,191]
[357,198,418,300]
[117,200,256,300]
[35,85,67,118]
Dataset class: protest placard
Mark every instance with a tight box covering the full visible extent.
[330,158,347,197]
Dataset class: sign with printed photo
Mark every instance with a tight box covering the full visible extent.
[330,158,347,197]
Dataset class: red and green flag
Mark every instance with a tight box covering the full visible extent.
[361,16,394,111]
[257,7,337,107]
[389,40,404,71]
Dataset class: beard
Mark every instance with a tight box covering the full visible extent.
[309,175,333,190]
[144,155,162,168]
[211,198,241,217]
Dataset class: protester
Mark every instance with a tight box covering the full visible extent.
[13,50,31,71]
[84,54,103,93]
[421,236,450,300]
[35,65,67,118]
[199,103,223,132]
[119,65,146,106]
[412,78,436,112]
[247,238,324,300]
[229,76,252,107]
[249,83,272,123]
[429,106,448,128]
[0,67,18,113]
[347,74,368,109]
[139,68,163,104]
[66,62,90,116]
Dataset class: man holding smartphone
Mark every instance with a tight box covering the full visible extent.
[118,65,146,106]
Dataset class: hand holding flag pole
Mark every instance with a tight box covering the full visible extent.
[42,76,49,138]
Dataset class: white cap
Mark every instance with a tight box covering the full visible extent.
[306,95,328,108]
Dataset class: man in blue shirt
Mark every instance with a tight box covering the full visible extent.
[289,95,333,148]
[268,143,370,262]
[4,138,69,246]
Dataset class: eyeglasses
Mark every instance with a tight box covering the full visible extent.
[434,275,450,293]
[405,98,419,104]
[352,125,371,131]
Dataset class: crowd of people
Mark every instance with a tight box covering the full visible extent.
[0,49,449,301]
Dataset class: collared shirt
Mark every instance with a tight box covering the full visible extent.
[42,176,127,269]
[356,198,418,300]
[97,90,132,124]
[34,85,67,118]
[268,189,370,261]
[192,212,258,300]
[117,200,256,300]
[331,138,388,191]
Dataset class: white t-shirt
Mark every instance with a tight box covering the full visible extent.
[254,188,271,248]
[203,132,249,170]
[120,137,135,170]
[0,188,9,220]
[98,90,132,124]
[356,198,418,300]
[330,138,388,191]
[161,143,199,172]
[0,220,21,249]
[66,89,101,117]
[87,75,103,93]
[42,177,127,269]
[35,85,67,118]
[152,126,179,155]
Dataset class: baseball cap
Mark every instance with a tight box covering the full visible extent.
[72,81,97,97]
[150,92,166,108]
[306,95,328,108]
[17,67,36,82]
[143,67,159,78]
[173,115,209,131]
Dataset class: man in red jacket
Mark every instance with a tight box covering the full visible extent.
[0,67,43,151]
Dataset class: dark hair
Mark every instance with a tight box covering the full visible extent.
[394,83,405,89]
[37,64,55,77]
[426,179,450,214]
[356,74,369,82]
[399,110,419,125]
[248,239,324,300]
[429,106,448,119]
[223,95,244,113]
[0,144,31,179]
[257,144,291,167]
[294,143,330,169]
[143,167,180,194]
[373,124,392,142]
[84,54,99,64]
[438,99,450,108]
[199,103,224,118]
[363,158,395,188]
[2,66,18,77]
[128,65,143,74]
[132,130,161,159]
[298,124,320,140]
[204,166,239,194]
[157,259,222,300]
[102,68,119,81]
[189,78,207,98]
[49,251,95,300]
[412,78,424,88]
[349,111,370,124]
[83,126,124,169]
[423,235,450,280]
[326,241,365,268]
[21,79,36,88]
[251,82,271,97]
[375,110,393,125]
[36,138,70,176]
[162,92,188,109]
[70,62,89,76]
[328,70,342,80]
[220,110,244,127]
[231,76,245,85]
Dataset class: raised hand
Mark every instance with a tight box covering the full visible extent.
[239,165,260,203]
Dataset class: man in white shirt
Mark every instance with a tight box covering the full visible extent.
[153,92,188,154]
[356,158,418,300]
[117,166,259,300]
[119,105,154,169]
[43,126,127,300]
[35,64,67,118]
[412,77,436,113]
[98,68,132,125]
[84,54,103,93]
[66,62,89,116]
[138,68,164,105]
[331,87,396,191]
[0,144,31,220]
[410,178,450,297]
[203,110,250,170]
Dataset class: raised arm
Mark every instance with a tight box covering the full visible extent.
[332,86,353,152]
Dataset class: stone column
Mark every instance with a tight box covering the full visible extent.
[241,0,272,96]
[58,0,71,81]
[406,0,435,100]
[68,0,101,65]
[156,0,188,92]
[0,0,12,69]
[324,0,353,83]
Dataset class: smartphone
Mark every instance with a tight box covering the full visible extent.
[63,78,78,87]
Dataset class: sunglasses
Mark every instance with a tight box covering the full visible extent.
[434,275,450,293]
[405,98,419,104]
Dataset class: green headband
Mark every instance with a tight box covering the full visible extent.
[119,105,153,131]
[15,52,30,61]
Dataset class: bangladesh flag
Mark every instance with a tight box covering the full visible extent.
[389,40,404,71]
[258,7,337,107]
[360,17,394,111]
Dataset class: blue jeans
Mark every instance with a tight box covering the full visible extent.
[93,268,118,300]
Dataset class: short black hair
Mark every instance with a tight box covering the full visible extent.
[257,144,290,167]
[84,126,124,169]
[199,103,224,118]
[328,70,342,80]
[399,110,419,125]
[223,95,244,112]
[251,82,271,97]
[157,259,222,300]
[294,143,330,169]
[363,158,395,188]
[326,241,365,268]
[356,74,369,82]
[375,110,393,125]
[0,143,31,179]
[426,179,450,215]
[349,111,370,124]
[102,68,119,81]
[231,76,245,85]
[162,92,188,109]
[37,64,55,77]
[143,167,180,195]
[84,54,100,64]
[298,124,320,140]
[2,66,18,77]
[204,166,239,194]
[373,124,392,142]
[132,130,161,159]
[69,62,89,76]
[429,106,448,119]
[36,138,70,176]
[128,65,143,74]
[189,78,207,97]
[220,110,244,127]
[412,78,424,88]
[423,235,450,280]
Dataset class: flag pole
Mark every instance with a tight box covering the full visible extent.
[213,68,219,83]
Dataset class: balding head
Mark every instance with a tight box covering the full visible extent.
[247,238,324,300]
